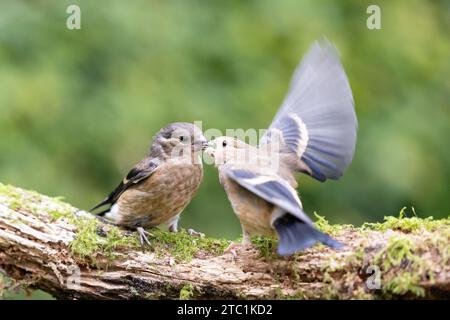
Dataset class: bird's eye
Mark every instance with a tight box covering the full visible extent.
[222,140,227,147]
[179,136,185,142]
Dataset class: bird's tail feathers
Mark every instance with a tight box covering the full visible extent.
[93,207,110,217]
[273,214,343,256]
[89,196,112,213]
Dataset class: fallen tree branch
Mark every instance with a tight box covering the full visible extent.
[0,183,449,299]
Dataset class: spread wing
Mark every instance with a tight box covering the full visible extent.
[224,167,313,225]
[90,158,159,212]
[260,39,357,182]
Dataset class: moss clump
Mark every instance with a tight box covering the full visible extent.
[0,183,75,219]
[383,272,425,297]
[374,236,416,270]
[315,214,447,300]
[362,207,449,298]
[0,183,27,211]
[373,235,428,298]
[102,226,140,258]
[68,215,140,262]
[428,228,450,265]
[250,236,277,259]
[179,284,195,300]
[70,223,229,263]
[0,184,139,261]
[362,207,450,233]
[68,216,101,258]
[314,212,353,236]
[0,183,22,199]
[149,229,229,262]
[48,209,70,222]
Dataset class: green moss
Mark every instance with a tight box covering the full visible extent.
[48,209,70,221]
[316,229,436,299]
[68,216,103,259]
[362,207,449,233]
[179,284,195,300]
[428,229,450,265]
[0,183,140,261]
[149,229,229,262]
[0,183,75,218]
[314,212,353,236]
[102,226,140,258]
[0,183,24,210]
[8,198,22,210]
[0,183,21,198]
[374,236,416,270]
[68,214,140,262]
[250,236,277,259]
[372,235,429,298]
[321,272,341,299]
[383,272,425,297]
[360,208,449,298]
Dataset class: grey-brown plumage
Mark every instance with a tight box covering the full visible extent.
[207,40,357,256]
[91,122,207,246]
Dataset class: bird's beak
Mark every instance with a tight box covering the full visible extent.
[201,140,209,150]
[205,141,215,157]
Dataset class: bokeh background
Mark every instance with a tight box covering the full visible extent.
[0,0,449,299]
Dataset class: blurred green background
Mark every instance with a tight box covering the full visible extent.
[0,0,449,299]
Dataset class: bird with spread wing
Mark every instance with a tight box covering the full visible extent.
[206,40,357,256]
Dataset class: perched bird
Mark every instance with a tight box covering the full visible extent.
[207,40,357,256]
[91,122,208,246]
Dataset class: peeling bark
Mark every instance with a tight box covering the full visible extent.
[0,184,449,300]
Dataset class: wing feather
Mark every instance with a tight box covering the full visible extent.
[224,167,313,225]
[90,158,159,212]
[260,39,357,182]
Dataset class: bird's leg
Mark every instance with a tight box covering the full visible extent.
[168,214,204,237]
[242,230,251,245]
[136,227,153,250]
[224,230,251,259]
[168,214,180,233]
[187,228,205,238]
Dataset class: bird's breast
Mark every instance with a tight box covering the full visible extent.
[115,161,203,227]
[220,174,275,237]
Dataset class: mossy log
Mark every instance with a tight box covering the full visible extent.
[0,183,449,300]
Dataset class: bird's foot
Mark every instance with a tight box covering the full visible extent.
[223,241,251,261]
[136,227,153,250]
[187,228,205,238]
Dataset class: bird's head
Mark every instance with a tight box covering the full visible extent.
[206,136,255,167]
[152,122,208,160]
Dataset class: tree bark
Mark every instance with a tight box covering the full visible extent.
[0,183,449,300]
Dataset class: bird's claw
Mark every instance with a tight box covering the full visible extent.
[223,242,244,261]
[187,228,205,238]
[137,227,153,250]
